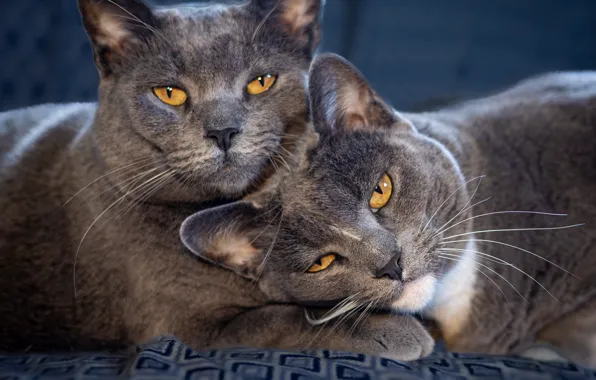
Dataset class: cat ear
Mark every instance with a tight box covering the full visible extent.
[308,53,416,133]
[250,0,324,56]
[180,201,270,280]
[78,0,157,77]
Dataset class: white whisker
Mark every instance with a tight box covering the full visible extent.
[434,210,568,239]
[438,253,529,303]
[305,294,362,326]
[62,157,154,206]
[419,175,484,235]
[427,175,484,238]
[439,238,578,278]
[253,210,284,284]
[442,224,584,241]
[73,169,174,299]
[439,248,560,303]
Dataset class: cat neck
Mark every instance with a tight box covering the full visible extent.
[426,239,478,346]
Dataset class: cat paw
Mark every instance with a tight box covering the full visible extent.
[366,315,435,362]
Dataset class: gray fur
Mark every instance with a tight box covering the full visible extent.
[0,0,323,352]
[181,54,596,366]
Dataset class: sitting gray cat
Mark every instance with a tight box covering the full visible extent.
[0,0,323,351]
[181,54,596,367]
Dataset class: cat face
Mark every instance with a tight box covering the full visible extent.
[181,53,472,315]
[79,0,322,201]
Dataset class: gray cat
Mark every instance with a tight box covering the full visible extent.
[0,0,324,351]
[181,53,596,367]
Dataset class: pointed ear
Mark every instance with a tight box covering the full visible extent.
[308,53,416,134]
[78,0,157,77]
[180,201,272,280]
[250,0,324,56]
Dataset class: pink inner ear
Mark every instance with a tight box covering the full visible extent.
[346,113,367,129]
[207,235,260,268]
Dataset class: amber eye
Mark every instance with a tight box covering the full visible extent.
[247,74,277,95]
[153,86,187,106]
[307,254,337,273]
[369,173,393,210]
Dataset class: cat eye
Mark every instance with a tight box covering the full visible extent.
[307,253,337,273]
[246,74,277,95]
[369,173,393,211]
[153,86,188,106]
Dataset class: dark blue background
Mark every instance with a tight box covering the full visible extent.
[1,0,595,112]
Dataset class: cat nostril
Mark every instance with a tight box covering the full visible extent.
[205,127,241,152]
[376,249,404,281]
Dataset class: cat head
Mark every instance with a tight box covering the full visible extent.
[78,0,323,201]
[180,53,472,314]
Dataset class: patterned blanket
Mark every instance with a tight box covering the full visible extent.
[1,336,594,379]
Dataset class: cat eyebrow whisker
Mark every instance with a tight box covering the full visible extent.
[419,175,485,236]
[106,0,169,44]
[251,0,281,43]
[439,238,578,279]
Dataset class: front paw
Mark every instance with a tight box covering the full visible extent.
[363,314,435,361]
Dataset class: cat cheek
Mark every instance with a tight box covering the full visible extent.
[135,95,182,128]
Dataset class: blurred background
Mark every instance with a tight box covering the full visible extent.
[1,0,595,112]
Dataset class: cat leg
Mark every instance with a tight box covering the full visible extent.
[210,305,434,361]
[537,299,596,369]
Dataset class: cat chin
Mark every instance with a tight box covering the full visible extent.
[390,274,437,313]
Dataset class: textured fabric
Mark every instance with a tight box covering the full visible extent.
[1,336,595,380]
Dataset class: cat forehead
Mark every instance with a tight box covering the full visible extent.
[145,5,302,76]
[156,4,247,44]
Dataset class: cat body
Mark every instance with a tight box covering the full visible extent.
[180,55,596,367]
[423,73,596,366]
[0,0,324,352]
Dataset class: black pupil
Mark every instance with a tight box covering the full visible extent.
[258,77,265,86]
[315,258,322,266]
[166,87,173,98]
[375,185,383,194]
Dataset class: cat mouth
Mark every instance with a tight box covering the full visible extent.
[390,274,438,313]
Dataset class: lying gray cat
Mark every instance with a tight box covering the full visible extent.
[0,0,323,351]
[181,54,596,367]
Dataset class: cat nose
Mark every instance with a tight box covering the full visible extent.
[205,127,240,152]
[375,250,403,281]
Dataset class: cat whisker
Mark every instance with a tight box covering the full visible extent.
[419,175,485,235]
[116,171,176,217]
[106,0,168,43]
[252,210,284,285]
[440,247,509,266]
[85,164,168,204]
[73,169,175,299]
[437,253,529,303]
[431,210,567,241]
[439,238,578,278]
[441,224,584,241]
[249,208,283,249]
[426,175,485,238]
[251,0,280,42]
[62,157,154,207]
[438,248,560,303]
[305,293,362,326]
